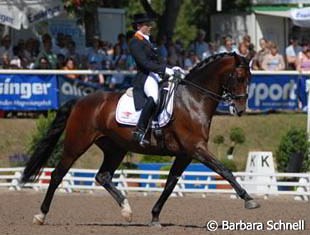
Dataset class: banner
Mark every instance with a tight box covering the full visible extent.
[0,74,58,110]
[0,0,63,30]
[248,74,298,111]
[291,7,310,28]
[57,76,102,106]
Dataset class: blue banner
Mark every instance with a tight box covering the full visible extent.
[0,74,58,110]
[57,76,102,106]
[248,74,298,111]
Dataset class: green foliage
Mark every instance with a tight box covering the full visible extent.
[27,112,64,167]
[221,159,237,172]
[159,164,171,179]
[118,154,139,178]
[230,127,245,144]
[140,155,172,163]
[118,161,138,170]
[275,127,310,172]
[213,135,225,145]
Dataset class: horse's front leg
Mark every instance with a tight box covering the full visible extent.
[193,143,260,209]
[150,155,192,227]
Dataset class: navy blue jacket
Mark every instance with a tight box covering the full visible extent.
[128,32,166,109]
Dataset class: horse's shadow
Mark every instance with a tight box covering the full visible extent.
[75,222,206,229]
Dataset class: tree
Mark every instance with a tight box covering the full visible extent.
[63,0,251,46]
[276,128,310,172]
[140,0,183,40]
[227,127,245,159]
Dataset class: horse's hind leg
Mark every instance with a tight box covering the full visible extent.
[95,137,132,222]
[150,155,192,227]
[193,146,260,209]
[33,130,96,225]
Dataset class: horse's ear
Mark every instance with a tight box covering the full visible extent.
[233,52,249,67]
[233,52,241,66]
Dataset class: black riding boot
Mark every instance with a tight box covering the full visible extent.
[133,97,155,146]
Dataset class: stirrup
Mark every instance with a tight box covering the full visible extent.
[133,129,149,147]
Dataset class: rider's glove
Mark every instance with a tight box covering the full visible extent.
[165,67,174,77]
[172,66,186,80]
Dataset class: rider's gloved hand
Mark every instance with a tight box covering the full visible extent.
[172,66,186,79]
[165,67,175,77]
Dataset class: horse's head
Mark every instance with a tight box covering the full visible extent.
[222,53,250,116]
[182,53,250,116]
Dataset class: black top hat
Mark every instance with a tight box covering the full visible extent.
[132,13,155,24]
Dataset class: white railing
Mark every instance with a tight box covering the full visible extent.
[0,69,309,76]
[0,167,309,201]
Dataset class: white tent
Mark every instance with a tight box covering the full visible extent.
[0,0,64,30]
[291,7,310,28]
[255,7,310,28]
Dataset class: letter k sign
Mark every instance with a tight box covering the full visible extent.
[261,156,270,167]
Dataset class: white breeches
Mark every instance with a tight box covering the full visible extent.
[144,72,160,104]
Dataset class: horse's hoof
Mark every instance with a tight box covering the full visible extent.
[245,200,260,209]
[121,199,132,222]
[32,213,46,225]
[149,221,162,228]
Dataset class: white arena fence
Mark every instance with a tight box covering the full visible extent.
[0,167,309,201]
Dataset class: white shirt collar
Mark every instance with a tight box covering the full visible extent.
[137,31,150,42]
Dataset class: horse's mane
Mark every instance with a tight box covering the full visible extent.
[189,52,237,74]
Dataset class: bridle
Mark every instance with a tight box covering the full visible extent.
[180,63,249,104]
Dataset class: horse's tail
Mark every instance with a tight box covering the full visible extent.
[21,98,78,183]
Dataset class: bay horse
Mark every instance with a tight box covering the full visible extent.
[22,52,260,226]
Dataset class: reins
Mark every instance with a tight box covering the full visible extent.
[179,58,249,103]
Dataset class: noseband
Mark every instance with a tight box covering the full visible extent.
[181,64,249,104]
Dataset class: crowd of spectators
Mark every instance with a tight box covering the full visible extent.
[0,30,309,87]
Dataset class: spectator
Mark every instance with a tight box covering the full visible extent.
[296,42,310,72]
[261,42,285,71]
[285,36,302,70]
[87,35,106,70]
[109,61,126,90]
[9,46,23,69]
[52,33,68,56]
[237,42,251,61]
[85,60,105,85]
[184,50,200,70]
[35,35,58,69]
[113,34,128,69]
[252,38,269,70]
[189,29,210,60]
[66,40,81,68]
[56,53,66,69]
[296,42,310,111]
[0,53,11,69]
[23,38,37,68]
[63,57,80,80]
[35,56,51,69]
[157,36,168,62]
[242,35,256,60]
[0,35,13,65]
[217,36,237,54]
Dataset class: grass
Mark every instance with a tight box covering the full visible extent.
[0,113,306,170]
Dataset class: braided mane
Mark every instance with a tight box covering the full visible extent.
[189,52,237,74]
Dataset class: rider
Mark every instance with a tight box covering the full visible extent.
[129,13,181,146]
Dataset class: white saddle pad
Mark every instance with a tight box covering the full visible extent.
[116,83,175,127]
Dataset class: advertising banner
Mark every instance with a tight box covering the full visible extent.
[0,0,63,30]
[0,74,58,110]
[248,74,298,111]
[57,76,102,106]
